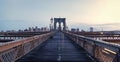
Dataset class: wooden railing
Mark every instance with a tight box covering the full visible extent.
[64,31,120,62]
[0,32,54,62]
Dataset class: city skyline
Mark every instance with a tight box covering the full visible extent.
[0,0,120,31]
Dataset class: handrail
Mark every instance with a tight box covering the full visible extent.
[0,31,55,62]
[64,31,120,62]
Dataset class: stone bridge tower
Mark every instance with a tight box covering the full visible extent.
[53,18,66,31]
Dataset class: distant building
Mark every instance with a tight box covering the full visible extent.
[4,26,49,33]
[18,30,23,32]
[77,28,79,32]
[71,28,77,32]
[1,30,4,32]
[103,31,120,35]
[28,27,32,32]
[71,28,76,32]
[81,29,85,32]
[24,29,28,32]
[71,28,79,32]
[90,27,93,32]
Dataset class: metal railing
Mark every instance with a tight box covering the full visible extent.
[64,31,120,62]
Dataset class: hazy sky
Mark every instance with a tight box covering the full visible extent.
[0,0,120,31]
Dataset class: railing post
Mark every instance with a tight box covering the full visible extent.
[92,41,96,57]
[83,39,86,48]
[114,49,120,62]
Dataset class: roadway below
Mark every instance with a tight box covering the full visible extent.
[16,32,95,62]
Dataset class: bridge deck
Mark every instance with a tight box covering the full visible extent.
[16,32,94,62]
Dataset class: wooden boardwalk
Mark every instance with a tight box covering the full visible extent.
[16,32,95,62]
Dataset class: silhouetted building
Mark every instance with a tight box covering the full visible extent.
[71,28,76,32]
[81,29,85,32]
[77,28,79,32]
[90,27,93,32]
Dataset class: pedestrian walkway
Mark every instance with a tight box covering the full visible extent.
[16,32,94,62]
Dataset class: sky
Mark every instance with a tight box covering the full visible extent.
[0,0,120,31]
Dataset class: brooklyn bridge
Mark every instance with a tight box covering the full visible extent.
[0,18,120,62]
